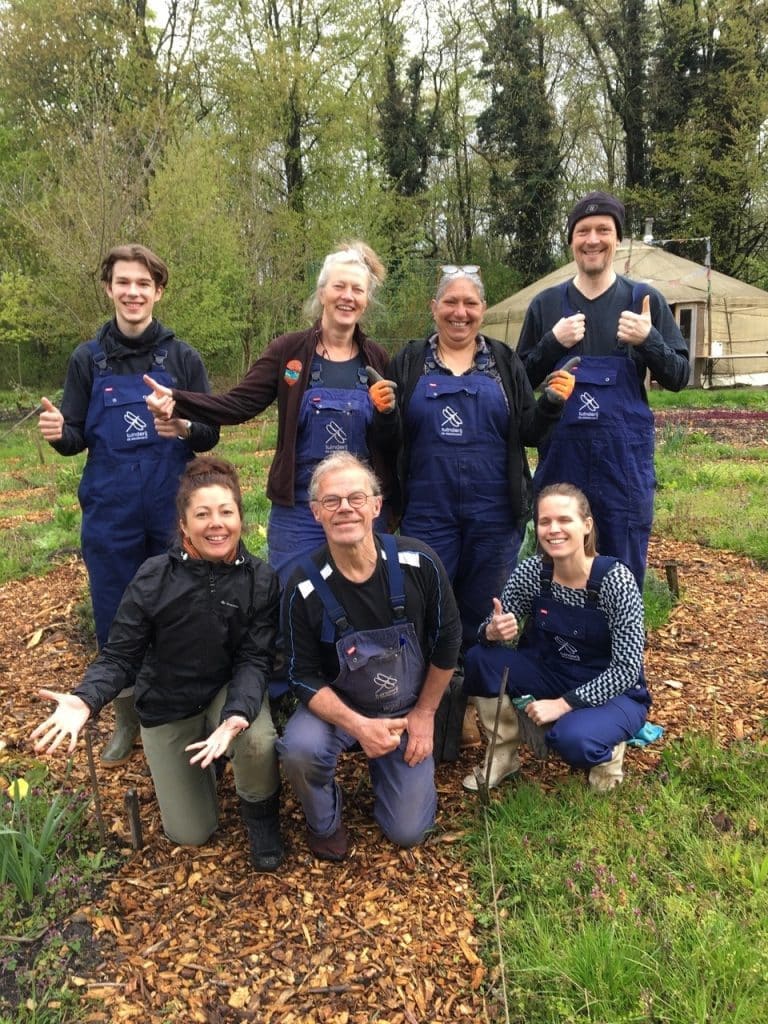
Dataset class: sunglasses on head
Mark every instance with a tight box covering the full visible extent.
[440,264,481,277]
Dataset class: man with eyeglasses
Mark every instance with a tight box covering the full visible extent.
[277,452,462,861]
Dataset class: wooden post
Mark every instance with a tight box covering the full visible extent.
[124,788,143,850]
[664,561,680,598]
[83,722,107,847]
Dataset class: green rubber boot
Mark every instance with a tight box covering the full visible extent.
[100,695,140,766]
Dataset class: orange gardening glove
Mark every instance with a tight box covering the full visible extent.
[366,366,398,413]
[544,356,580,404]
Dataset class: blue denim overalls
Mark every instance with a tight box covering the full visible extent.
[78,341,191,646]
[533,283,654,588]
[400,348,521,644]
[267,356,374,585]
[463,556,649,768]
[277,535,437,847]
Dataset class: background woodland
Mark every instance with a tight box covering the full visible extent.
[1,0,767,387]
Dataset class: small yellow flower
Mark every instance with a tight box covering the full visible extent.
[7,777,29,801]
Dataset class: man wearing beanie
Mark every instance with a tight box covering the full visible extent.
[517,191,689,588]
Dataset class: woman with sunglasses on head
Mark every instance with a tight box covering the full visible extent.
[143,241,396,588]
[387,264,574,648]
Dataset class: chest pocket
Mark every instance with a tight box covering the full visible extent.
[422,377,481,445]
[559,359,621,427]
[301,391,372,460]
[569,365,618,388]
[100,380,159,452]
[534,604,586,641]
[301,534,425,716]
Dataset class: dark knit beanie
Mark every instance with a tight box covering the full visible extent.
[567,191,625,243]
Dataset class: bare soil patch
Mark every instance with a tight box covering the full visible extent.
[654,407,768,448]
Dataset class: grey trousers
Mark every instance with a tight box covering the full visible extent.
[140,687,279,846]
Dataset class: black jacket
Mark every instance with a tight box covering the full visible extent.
[386,336,563,526]
[74,544,278,727]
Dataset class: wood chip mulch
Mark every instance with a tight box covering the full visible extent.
[1,533,767,1022]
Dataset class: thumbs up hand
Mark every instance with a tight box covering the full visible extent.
[544,356,580,403]
[38,396,64,441]
[552,312,586,348]
[618,293,652,346]
[485,596,519,643]
[366,366,398,414]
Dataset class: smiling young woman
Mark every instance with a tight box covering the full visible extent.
[462,482,650,795]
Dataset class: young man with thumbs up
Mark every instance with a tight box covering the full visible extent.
[517,191,689,588]
[38,244,218,765]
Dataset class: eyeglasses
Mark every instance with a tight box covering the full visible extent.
[314,491,373,511]
[440,264,481,277]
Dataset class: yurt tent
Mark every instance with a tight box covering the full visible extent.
[483,240,768,386]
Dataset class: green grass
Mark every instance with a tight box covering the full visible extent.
[467,736,768,1024]
[641,568,677,630]
[649,387,768,411]
[0,415,278,584]
[654,425,768,562]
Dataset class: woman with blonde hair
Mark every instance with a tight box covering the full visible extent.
[144,241,396,585]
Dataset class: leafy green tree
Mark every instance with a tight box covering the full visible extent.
[645,0,768,277]
[0,271,74,388]
[476,0,563,281]
[376,2,441,197]
[556,0,649,213]
[146,131,249,375]
[0,0,207,363]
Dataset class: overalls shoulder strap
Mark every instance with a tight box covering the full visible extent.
[584,555,617,608]
[308,354,324,387]
[306,355,369,389]
[87,339,110,376]
[538,555,616,608]
[538,559,554,596]
[299,557,353,641]
[299,533,408,642]
[630,282,650,313]
[474,348,491,372]
[559,281,576,319]
[87,339,170,374]
[423,345,439,373]
[378,532,408,624]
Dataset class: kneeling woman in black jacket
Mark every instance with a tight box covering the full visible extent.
[30,456,283,870]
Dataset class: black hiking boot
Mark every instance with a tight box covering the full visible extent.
[239,792,284,872]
